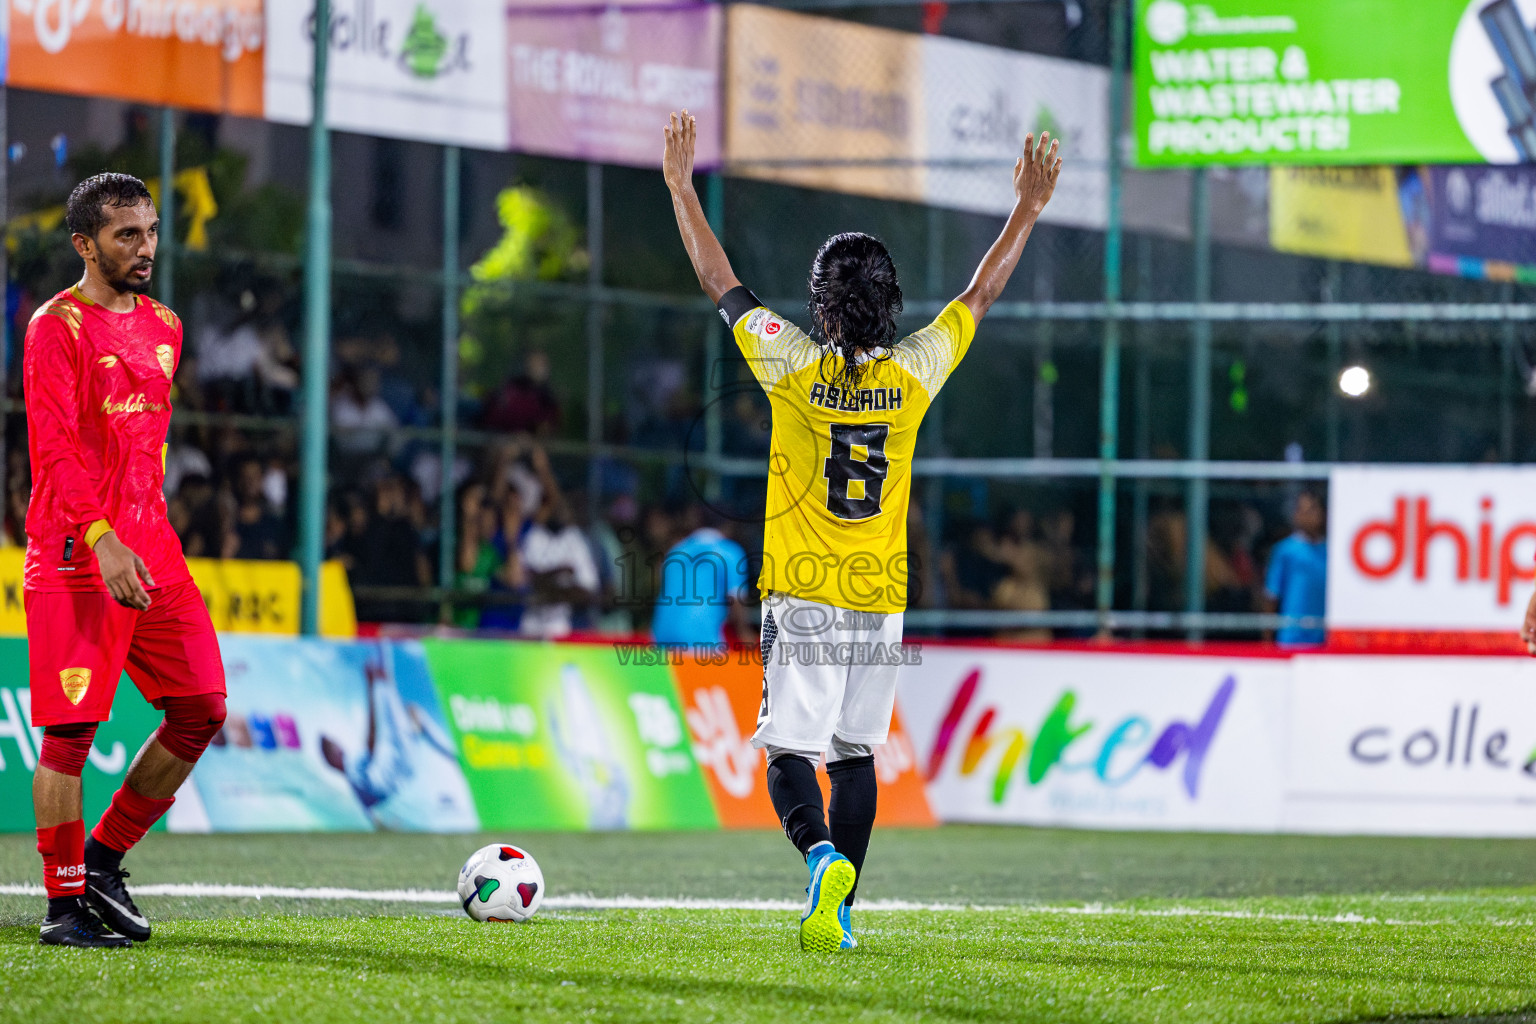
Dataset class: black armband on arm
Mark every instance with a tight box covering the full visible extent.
[717,286,763,328]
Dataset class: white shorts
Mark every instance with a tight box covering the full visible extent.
[750,592,910,753]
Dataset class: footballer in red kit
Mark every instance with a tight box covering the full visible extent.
[26,173,227,948]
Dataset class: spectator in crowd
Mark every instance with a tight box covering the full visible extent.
[171,474,224,559]
[225,456,287,560]
[482,350,560,435]
[3,478,30,547]
[905,493,939,610]
[940,518,1007,612]
[453,482,529,632]
[988,508,1052,642]
[519,477,599,639]
[1263,490,1328,647]
[163,440,213,498]
[194,285,298,412]
[1043,508,1095,616]
[651,505,748,651]
[350,475,432,622]
[332,365,400,459]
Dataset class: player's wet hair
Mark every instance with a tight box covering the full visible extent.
[808,232,902,392]
[66,172,153,239]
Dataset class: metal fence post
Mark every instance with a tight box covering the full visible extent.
[1501,282,1516,462]
[1034,233,1054,459]
[299,0,332,637]
[704,172,724,502]
[158,108,176,309]
[586,162,605,507]
[1324,261,1342,461]
[439,145,461,614]
[1185,167,1211,640]
[1131,235,1153,624]
[924,204,947,606]
[1096,0,1128,629]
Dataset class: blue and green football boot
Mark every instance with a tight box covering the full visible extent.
[837,901,856,949]
[800,842,856,953]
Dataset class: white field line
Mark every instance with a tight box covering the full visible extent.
[1,882,1532,926]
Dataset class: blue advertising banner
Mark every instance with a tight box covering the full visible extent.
[1409,165,1536,279]
[177,637,479,833]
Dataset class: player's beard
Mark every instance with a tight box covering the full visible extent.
[101,251,153,295]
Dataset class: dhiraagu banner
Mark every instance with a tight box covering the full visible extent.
[422,640,718,831]
[1135,0,1536,166]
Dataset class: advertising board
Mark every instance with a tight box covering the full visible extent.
[176,636,478,832]
[725,5,1108,227]
[922,34,1109,230]
[422,639,719,831]
[9,0,264,115]
[1327,466,1536,635]
[1286,655,1536,835]
[507,4,722,169]
[0,640,163,832]
[265,0,509,149]
[671,653,933,828]
[1135,0,1536,167]
[0,550,354,638]
[725,4,924,204]
[899,647,1289,831]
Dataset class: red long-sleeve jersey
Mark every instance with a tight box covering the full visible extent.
[23,287,192,593]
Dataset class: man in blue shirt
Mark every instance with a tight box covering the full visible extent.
[1264,491,1328,646]
[651,507,749,652]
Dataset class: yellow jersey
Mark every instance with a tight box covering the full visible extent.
[725,295,975,613]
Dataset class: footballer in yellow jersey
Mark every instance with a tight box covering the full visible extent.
[724,291,974,614]
[663,109,1061,953]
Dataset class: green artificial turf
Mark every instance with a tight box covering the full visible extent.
[1,828,1533,1023]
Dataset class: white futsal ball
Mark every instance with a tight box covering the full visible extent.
[457,843,545,922]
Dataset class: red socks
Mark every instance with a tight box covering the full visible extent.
[91,786,175,856]
[37,820,87,900]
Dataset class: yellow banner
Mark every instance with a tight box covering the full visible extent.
[725,4,924,203]
[1269,167,1413,268]
[0,549,355,638]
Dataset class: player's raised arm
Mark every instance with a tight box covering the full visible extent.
[663,111,741,304]
[956,132,1062,324]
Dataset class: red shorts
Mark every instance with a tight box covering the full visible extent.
[26,580,226,726]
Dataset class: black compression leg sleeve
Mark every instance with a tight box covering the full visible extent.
[765,754,831,858]
[827,755,877,905]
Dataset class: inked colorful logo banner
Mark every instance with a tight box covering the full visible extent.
[507,3,722,169]
[9,0,264,115]
[265,0,509,149]
[1135,0,1535,166]
[422,639,718,831]
[1286,655,1536,835]
[1328,466,1536,633]
[900,648,1288,831]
